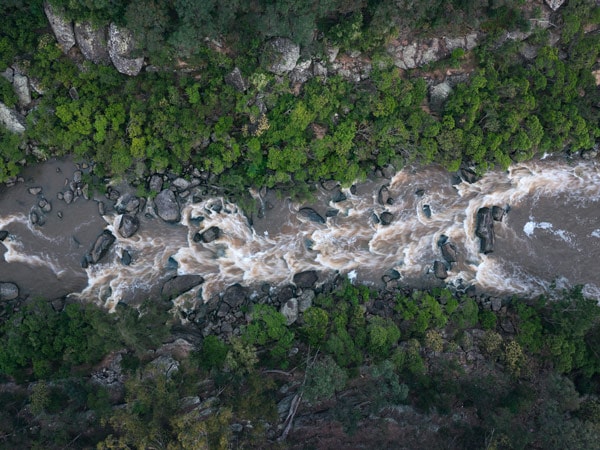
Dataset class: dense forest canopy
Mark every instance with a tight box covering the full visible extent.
[0,1,600,447]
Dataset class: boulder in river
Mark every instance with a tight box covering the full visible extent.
[119,214,139,238]
[475,207,495,254]
[491,205,505,222]
[194,226,221,243]
[440,241,458,263]
[293,270,318,289]
[299,207,325,224]
[433,261,448,279]
[154,189,180,223]
[121,249,132,266]
[87,230,116,264]
[0,230,8,241]
[460,168,479,184]
[0,282,19,301]
[380,211,394,225]
[378,185,390,205]
[161,275,204,300]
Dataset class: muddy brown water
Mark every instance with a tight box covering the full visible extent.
[1,156,600,311]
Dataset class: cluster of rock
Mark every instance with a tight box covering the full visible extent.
[0,229,21,309]
[432,235,459,280]
[44,3,144,76]
[0,65,35,133]
[174,270,322,340]
[475,205,506,254]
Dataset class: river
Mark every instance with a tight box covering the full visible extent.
[1,156,600,310]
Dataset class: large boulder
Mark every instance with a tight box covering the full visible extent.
[87,230,116,264]
[44,2,76,53]
[440,241,458,263]
[194,226,221,243]
[429,82,452,112]
[222,284,247,308]
[161,275,204,300]
[74,21,110,64]
[262,38,300,75]
[491,205,505,222]
[378,185,390,205]
[0,282,19,301]
[293,270,318,289]
[118,214,139,238]
[433,261,448,279]
[299,207,325,224]
[475,207,495,254]
[13,73,31,107]
[380,211,394,225]
[280,298,298,325]
[544,0,565,10]
[154,189,180,223]
[0,102,26,133]
[0,230,8,241]
[224,67,248,92]
[108,23,144,76]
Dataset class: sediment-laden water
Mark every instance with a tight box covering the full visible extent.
[1,156,600,310]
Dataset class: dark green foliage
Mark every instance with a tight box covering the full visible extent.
[195,335,230,371]
[303,355,347,403]
[243,304,294,362]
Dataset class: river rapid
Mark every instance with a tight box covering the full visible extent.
[1,156,600,310]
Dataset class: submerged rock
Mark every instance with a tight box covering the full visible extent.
[161,275,204,300]
[87,230,116,264]
[491,205,505,222]
[0,282,19,301]
[293,270,318,288]
[154,189,180,223]
[118,214,139,238]
[476,207,495,254]
[0,230,8,241]
[380,211,394,225]
[299,207,325,224]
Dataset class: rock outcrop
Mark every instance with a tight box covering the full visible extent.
[262,38,300,75]
[0,102,26,133]
[13,73,31,107]
[224,67,248,92]
[108,24,144,76]
[154,189,180,223]
[387,34,477,70]
[74,21,110,64]
[299,207,325,224]
[44,2,76,53]
[544,0,565,11]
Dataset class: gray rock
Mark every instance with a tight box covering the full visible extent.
[171,177,190,191]
[161,275,204,300]
[491,205,505,222]
[280,298,298,325]
[460,168,478,183]
[380,211,394,225]
[544,0,565,10]
[63,189,74,204]
[44,2,76,53]
[298,289,315,312]
[194,226,221,243]
[108,23,144,76]
[0,282,19,300]
[433,261,448,279]
[223,284,247,308]
[299,207,325,224]
[0,230,8,241]
[0,102,26,133]
[28,186,42,196]
[87,230,116,264]
[98,200,106,215]
[115,193,140,214]
[149,174,163,193]
[476,207,494,254]
[490,297,502,312]
[429,82,452,112]
[13,73,31,107]
[149,355,179,378]
[118,214,139,238]
[422,205,432,219]
[313,61,327,77]
[224,67,248,92]
[74,21,110,64]
[1,67,14,83]
[321,180,339,191]
[262,37,300,75]
[440,241,458,263]
[73,170,82,182]
[121,249,132,266]
[154,189,180,222]
[293,270,318,289]
[39,199,52,213]
[378,185,390,205]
